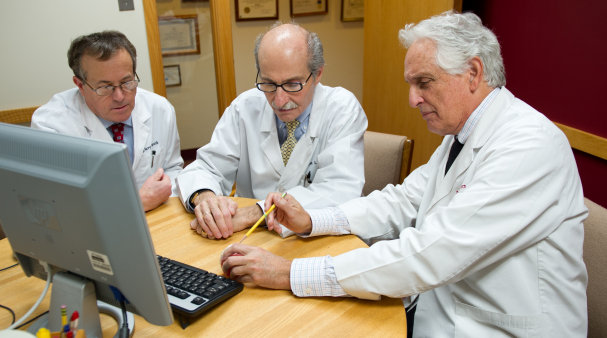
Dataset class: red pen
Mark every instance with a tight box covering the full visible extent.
[70,311,79,333]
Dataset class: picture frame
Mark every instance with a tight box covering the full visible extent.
[235,0,279,22]
[341,0,363,22]
[158,15,201,57]
[164,65,182,87]
[291,0,328,17]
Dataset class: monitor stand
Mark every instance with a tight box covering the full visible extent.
[26,272,134,338]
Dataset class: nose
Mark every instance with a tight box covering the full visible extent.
[111,86,125,101]
[408,86,424,108]
[274,87,290,108]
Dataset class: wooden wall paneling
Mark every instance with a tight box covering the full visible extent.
[210,0,237,117]
[142,0,167,98]
[362,0,458,172]
[0,107,38,124]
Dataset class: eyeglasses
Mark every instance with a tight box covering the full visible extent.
[82,73,140,96]
[255,72,313,93]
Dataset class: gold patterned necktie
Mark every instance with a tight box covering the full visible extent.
[280,120,300,166]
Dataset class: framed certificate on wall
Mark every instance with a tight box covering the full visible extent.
[158,15,201,57]
[235,0,279,21]
[341,0,364,22]
[163,65,182,87]
[291,0,328,17]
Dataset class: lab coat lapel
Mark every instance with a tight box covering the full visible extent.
[425,87,512,212]
[79,98,113,142]
[278,84,324,185]
[131,104,151,169]
[427,136,474,210]
[260,101,285,175]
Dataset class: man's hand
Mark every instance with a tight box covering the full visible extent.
[190,191,239,239]
[265,193,313,234]
[220,243,292,289]
[140,168,172,211]
[191,200,263,239]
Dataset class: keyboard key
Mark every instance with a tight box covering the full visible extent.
[192,297,205,305]
[176,291,189,299]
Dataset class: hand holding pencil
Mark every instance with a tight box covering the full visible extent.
[240,192,287,243]
[264,192,313,235]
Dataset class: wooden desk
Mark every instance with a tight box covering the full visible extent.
[0,197,406,337]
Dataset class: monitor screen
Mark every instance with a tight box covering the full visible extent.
[0,123,173,333]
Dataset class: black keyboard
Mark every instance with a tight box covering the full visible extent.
[157,255,243,317]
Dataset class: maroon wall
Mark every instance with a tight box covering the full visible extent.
[463,0,607,207]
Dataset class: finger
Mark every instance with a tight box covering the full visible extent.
[198,202,219,239]
[217,198,235,235]
[219,244,234,266]
[160,174,170,182]
[190,218,198,230]
[208,200,229,239]
[197,221,212,239]
[228,198,238,215]
[153,168,164,180]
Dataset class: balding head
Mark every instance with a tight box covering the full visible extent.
[254,21,325,78]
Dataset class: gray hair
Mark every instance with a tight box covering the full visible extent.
[68,30,137,81]
[399,11,506,88]
[254,21,325,78]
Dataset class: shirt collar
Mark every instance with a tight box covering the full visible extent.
[276,100,313,129]
[457,87,501,144]
[97,115,133,129]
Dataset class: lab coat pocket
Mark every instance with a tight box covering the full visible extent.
[141,146,164,171]
[454,301,549,338]
[301,161,318,188]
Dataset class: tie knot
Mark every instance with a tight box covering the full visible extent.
[111,123,125,143]
[286,120,300,134]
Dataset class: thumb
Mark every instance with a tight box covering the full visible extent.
[153,168,164,180]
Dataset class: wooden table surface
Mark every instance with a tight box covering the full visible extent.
[0,197,406,337]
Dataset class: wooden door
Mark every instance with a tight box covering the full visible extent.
[362,0,461,173]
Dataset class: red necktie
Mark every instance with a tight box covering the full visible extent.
[111,123,125,143]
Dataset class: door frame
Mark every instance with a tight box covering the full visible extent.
[142,0,236,116]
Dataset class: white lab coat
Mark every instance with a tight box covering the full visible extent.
[333,88,588,337]
[31,88,183,195]
[176,84,367,237]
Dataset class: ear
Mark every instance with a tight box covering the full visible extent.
[73,76,86,95]
[313,66,324,85]
[467,56,484,92]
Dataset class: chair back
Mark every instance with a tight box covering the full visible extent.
[584,197,607,337]
[362,131,413,196]
[0,106,38,125]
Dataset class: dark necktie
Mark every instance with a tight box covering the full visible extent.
[110,123,125,143]
[445,136,464,175]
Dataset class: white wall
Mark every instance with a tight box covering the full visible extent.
[0,1,153,110]
[230,0,365,103]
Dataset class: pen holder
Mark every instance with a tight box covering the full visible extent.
[49,330,86,338]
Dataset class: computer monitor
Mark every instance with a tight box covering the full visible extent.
[0,123,173,335]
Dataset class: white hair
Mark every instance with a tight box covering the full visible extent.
[399,11,506,88]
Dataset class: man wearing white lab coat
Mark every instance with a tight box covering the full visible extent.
[220,12,588,337]
[177,22,367,240]
[32,31,183,212]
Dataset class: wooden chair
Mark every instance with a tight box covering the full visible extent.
[0,106,38,125]
[583,197,607,337]
[362,131,413,196]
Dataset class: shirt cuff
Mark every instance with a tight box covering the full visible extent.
[307,207,351,237]
[291,256,349,297]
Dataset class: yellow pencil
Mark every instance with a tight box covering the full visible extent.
[239,192,287,243]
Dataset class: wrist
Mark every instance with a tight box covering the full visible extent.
[189,189,213,209]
